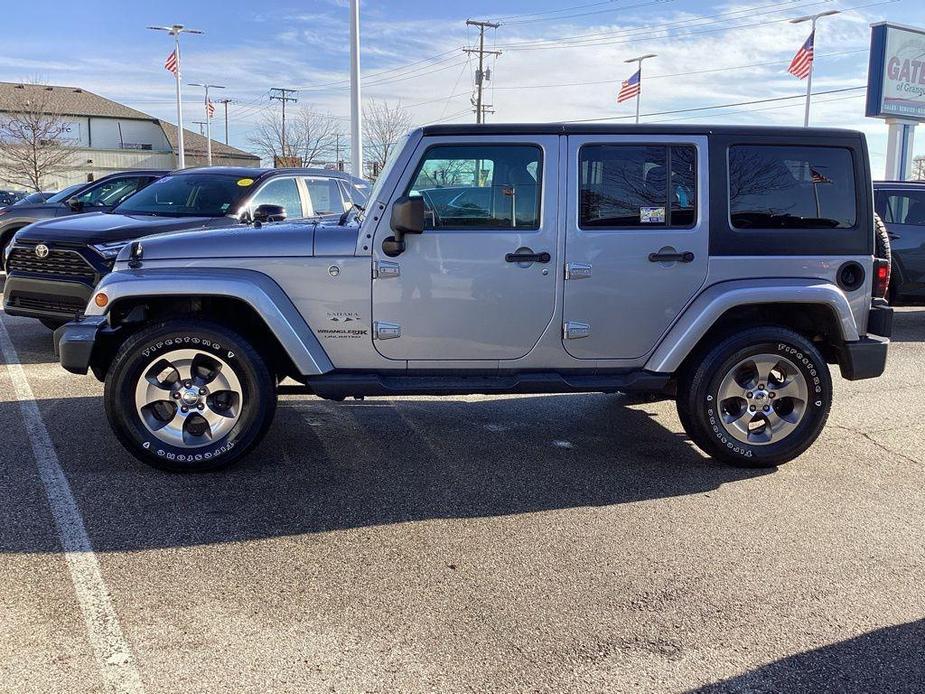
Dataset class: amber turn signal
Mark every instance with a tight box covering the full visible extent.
[94,293,108,308]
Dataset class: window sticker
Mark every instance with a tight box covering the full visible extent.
[640,206,665,223]
[237,178,254,187]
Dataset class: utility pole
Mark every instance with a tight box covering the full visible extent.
[193,121,207,137]
[790,10,840,127]
[349,0,363,178]
[463,20,501,124]
[269,87,298,162]
[147,24,203,169]
[218,98,234,144]
[189,83,225,166]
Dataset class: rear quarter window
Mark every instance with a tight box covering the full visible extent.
[729,145,857,230]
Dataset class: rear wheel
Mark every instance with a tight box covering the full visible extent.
[677,327,832,468]
[104,320,276,471]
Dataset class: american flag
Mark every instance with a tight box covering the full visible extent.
[164,49,179,77]
[788,31,814,80]
[207,99,215,118]
[810,168,832,184]
[617,69,641,103]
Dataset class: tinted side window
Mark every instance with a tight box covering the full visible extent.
[729,146,856,229]
[249,178,303,219]
[579,144,696,228]
[876,189,925,225]
[78,177,146,207]
[405,144,542,230]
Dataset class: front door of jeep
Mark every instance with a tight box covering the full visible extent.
[562,136,709,359]
[371,137,559,361]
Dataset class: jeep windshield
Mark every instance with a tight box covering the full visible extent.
[113,174,249,217]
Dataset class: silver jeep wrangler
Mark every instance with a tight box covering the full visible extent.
[56,124,893,472]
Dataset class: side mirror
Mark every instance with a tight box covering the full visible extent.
[253,204,286,224]
[383,195,425,257]
[66,197,83,212]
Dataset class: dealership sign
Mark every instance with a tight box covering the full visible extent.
[866,22,925,121]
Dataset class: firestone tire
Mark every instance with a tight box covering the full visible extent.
[677,327,832,468]
[104,320,276,472]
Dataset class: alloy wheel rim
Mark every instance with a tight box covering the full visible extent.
[133,349,243,448]
[715,353,809,446]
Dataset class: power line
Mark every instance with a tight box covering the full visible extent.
[491,48,868,91]
[565,85,865,122]
[494,0,859,50]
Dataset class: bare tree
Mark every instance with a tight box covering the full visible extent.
[0,82,79,191]
[912,155,925,181]
[248,106,341,167]
[363,99,412,178]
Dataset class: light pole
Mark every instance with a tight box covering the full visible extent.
[349,0,363,179]
[189,83,225,166]
[790,10,839,127]
[147,24,203,169]
[624,54,656,124]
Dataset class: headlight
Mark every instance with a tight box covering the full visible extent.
[91,241,128,260]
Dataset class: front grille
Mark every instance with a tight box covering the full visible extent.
[7,246,97,284]
[7,292,87,316]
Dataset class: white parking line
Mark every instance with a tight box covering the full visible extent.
[0,318,144,694]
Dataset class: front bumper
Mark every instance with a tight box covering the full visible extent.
[54,315,108,375]
[3,274,93,321]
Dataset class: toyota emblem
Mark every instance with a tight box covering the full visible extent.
[34,244,49,259]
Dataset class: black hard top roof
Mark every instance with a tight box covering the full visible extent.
[172,166,365,182]
[419,123,863,138]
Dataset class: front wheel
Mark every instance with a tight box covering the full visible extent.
[677,327,832,468]
[104,320,276,471]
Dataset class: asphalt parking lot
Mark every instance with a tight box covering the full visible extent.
[1,278,923,694]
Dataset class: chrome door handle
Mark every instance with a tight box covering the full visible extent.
[649,251,694,263]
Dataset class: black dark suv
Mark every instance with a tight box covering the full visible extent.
[3,167,369,328]
[0,171,167,257]
[873,180,925,303]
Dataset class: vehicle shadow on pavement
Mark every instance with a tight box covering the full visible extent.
[889,307,925,342]
[691,618,925,693]
[0,392,770,553]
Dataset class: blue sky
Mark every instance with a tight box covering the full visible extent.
[1,0,922,171]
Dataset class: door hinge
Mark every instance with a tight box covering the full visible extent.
[565,262,592,280]
[372,260,400,279]
[373,321,401,340]
[563,321,591,340]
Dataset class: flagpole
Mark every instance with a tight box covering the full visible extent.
[205,86,211,166]
[189,83,224,167]
[790,10,839,127]
[624,54,656,125]
[175,32,185,168]
[803,20,815,127]
[148,25,204,168]
[635,67,641,125]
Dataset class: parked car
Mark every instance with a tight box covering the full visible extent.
[55,124,891,472]
[3,167,369,328]
[873,180,925,303]
[0,171,167,261]
[12,191,58,206]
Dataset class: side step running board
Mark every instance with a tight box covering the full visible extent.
[283,371,670,401]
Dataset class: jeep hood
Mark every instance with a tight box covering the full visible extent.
[117,222,318,261]
[17,212,222,244]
